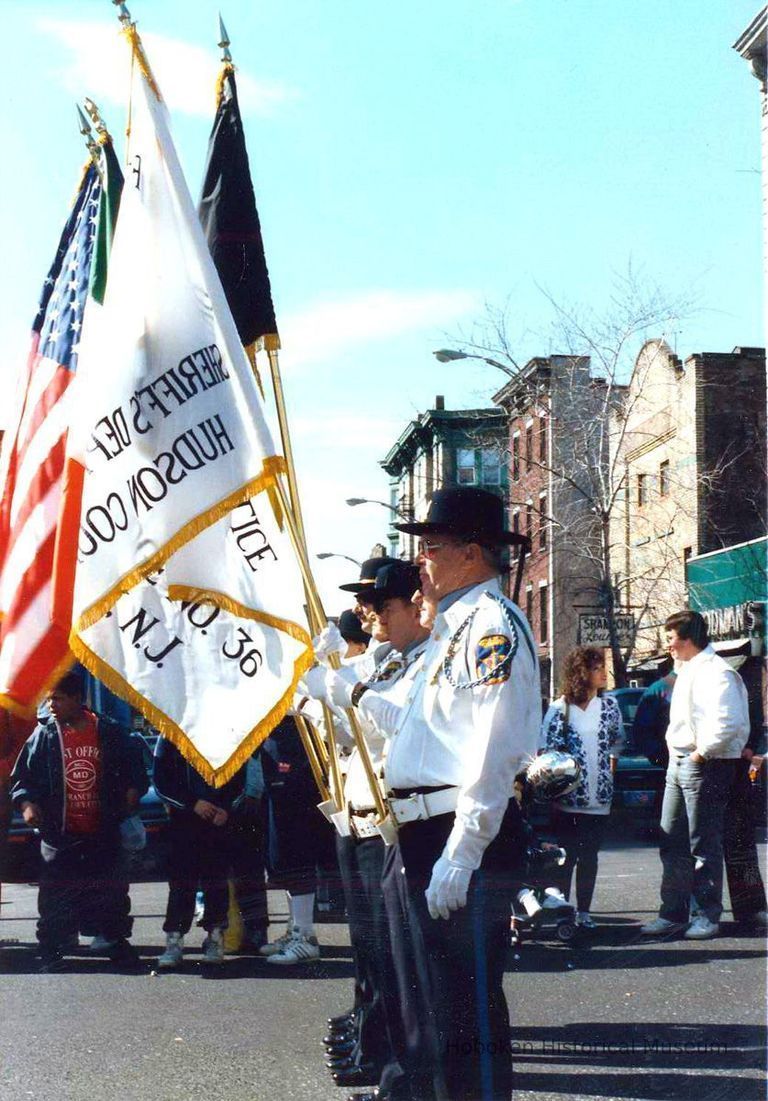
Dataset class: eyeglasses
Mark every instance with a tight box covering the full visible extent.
[418,539,448,559]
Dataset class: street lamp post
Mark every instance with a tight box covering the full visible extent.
[345,497,412,522]
[316,552,362,567]
[433,348,518,378]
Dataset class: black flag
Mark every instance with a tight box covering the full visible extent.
[199,66,279,352]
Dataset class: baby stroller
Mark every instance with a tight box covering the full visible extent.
[509,750,582,947]
[510,842,577,945]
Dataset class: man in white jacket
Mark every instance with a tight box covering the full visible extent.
[641,610,750,940]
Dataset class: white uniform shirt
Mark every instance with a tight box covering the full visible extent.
[666,644,750,759]
[298,641,394,754]
[345,639,429,810]
[383,578,541,870]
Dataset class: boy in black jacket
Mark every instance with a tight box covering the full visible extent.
[10,672,148,971]
[153,736,245,967]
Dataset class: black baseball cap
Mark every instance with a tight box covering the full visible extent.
[369,561,421,605]
[338,609,370,645]
[338,555,400,595]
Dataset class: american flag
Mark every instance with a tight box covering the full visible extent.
[0,163,102,714]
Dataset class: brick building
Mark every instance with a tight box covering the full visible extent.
[611,339,766,673]
[380,397,508,559]
[493,355,608,702]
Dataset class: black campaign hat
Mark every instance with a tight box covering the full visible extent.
[338,609,370,645]
[369,561,421,604]
[339,556,400,595]
[395,487,529,549]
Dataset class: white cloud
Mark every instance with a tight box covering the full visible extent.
[279,289,478,370]
[37,19,295,118]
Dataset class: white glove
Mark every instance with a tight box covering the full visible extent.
[425,855,473,920]
[312,622,345,665]
[297,665,330,700]
[326,668,355,710]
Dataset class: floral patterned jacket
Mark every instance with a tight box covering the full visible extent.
[539,695,623,811]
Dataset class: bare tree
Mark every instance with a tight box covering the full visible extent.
[457,269,702,686]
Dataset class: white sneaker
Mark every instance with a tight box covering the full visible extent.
[258,925,296,957]
[640,917,688,936]
[201,927,224,964]
[684,914,719,940]
[265,930,320,966]
[157,932,185,969]
[576,912,596,929]
[88,935,118,954]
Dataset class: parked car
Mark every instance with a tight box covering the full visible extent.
[1,730,169,883]
[606,687,665,828]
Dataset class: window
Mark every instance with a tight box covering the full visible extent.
[481,448,501,486]
[539,493,548,550]
[457,448,476,485]
[525,585,533,624]
[637,473,647,507]
[525,425,534,469]
[512,434,520,481]
[512,510,520,558]
[539,417,548,463]
[539,584,549,644]
[659,460,670,497]
[525,502,533,542]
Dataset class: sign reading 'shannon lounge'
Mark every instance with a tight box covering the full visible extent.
[578,613,635,648]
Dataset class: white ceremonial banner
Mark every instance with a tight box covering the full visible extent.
[68,45,311,784]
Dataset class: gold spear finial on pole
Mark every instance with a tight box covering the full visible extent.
[112,0,134,27]
[76,104,100,163]
[84,97,109,138]
[218,14,233,63]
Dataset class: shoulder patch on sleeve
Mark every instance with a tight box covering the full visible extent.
[475,634,513,684]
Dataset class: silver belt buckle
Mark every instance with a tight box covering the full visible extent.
[402,792,428,822]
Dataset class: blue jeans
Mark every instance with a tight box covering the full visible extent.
[659,755,737,923]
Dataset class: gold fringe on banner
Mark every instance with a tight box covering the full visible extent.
[244,343,264,399]
[73,455,287,633]
[215,62,236,110]
[122,23,162,103]
[166,587,313,648]
[70,627,313,788]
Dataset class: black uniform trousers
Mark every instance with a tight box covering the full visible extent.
[394,800,526,1101]
[336,830,405,1083]
[381,838,441,1101]
[163,810,232,934]
[724,758,767,921]
[38,834,130,954]
[229,808,269,937]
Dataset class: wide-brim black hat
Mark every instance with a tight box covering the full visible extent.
[339,555,400,595]
[395,487,529,548]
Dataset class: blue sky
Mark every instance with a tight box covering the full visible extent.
[0,0,763,612]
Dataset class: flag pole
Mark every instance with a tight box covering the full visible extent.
[271,474,390,825]
[295,713,330,803]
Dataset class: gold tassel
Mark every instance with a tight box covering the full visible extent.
[73,456,286,633]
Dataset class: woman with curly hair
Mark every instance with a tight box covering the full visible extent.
[539,647,623,928]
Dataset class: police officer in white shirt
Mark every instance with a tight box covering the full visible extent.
[380,487,540,1101]
[302,561,430,1096]
[641,609,750,941]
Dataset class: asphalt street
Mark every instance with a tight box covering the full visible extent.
[0,834,765,1101]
